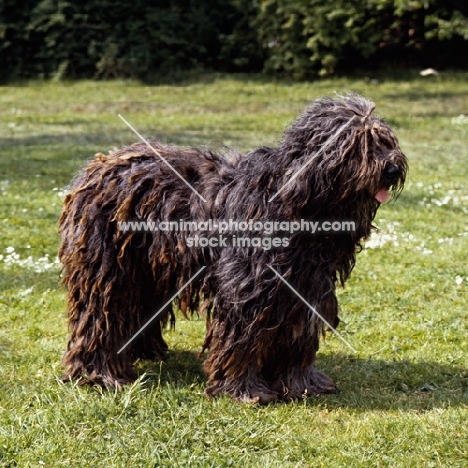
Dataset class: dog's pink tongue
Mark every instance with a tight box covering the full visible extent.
[375,188,389,203]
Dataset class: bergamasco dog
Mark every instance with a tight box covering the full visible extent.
[59,94,407,403]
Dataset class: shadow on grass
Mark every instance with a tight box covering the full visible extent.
[0,131,233,150]
[0,128,249,159]
[135,349,468,411]
[316,353,468,411]
[382,88,468,104]
[0,129,257,190]
[140,71,306,87]
[136,350,206,388]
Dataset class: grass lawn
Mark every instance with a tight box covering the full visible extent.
[0,72,467,467]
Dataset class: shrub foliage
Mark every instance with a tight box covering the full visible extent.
[0,0,466,79]
[258,0,468,78]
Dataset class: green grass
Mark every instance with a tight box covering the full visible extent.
[1,72,467,467]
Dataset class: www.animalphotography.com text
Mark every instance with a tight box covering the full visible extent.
[117,219,357,250]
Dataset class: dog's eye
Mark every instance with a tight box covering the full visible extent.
[384,164,400,177]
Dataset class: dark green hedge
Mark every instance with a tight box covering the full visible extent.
[0,0,262,79]
[258,0,468,78]
[0,0,467,80]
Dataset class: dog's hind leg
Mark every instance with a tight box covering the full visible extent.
[61,279,171,388]
[61,278,138,388]
[60,229,170,388]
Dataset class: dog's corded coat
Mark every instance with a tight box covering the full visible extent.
[59,95,407,403]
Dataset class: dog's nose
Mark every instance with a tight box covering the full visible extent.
[384,164,400,177]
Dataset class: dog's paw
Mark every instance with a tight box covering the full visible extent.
[306,368,337,395]
[277,366,337,401]
[205,379,279,404]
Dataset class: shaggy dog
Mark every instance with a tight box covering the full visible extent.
[59,94,407,403]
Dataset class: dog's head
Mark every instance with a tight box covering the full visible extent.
[278,94,407,211]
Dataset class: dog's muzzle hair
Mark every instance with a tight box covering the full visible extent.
[58,93,407,403]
